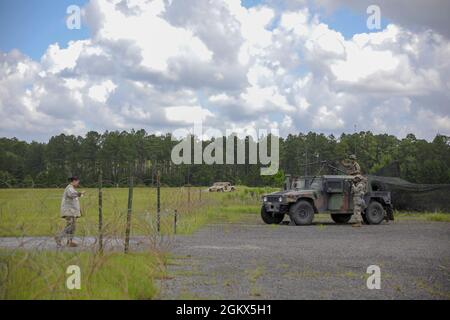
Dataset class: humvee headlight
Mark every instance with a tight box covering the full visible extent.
[279,197,283,202]
[263,197,268,202]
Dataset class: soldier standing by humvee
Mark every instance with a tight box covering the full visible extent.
[55,176,85,247]
[351,175,367,227]
[341,154,361,176]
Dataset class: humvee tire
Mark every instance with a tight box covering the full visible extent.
[365,201,385,225]
[261,206,284,224]
[289,200,314,225]
[331,214,352,224]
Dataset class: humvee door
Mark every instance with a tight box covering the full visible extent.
[325,178,352,212]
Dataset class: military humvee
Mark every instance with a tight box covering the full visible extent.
[208,182,236,192]
[261,175,394,225]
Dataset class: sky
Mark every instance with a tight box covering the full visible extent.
[0,0,449,142]
[0,0,90,60]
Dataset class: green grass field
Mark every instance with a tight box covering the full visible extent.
[0,186,276,237]
[0,186,448,300]
[394,212,450,222]
[1,186,447,238]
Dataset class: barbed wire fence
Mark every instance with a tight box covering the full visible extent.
[0,170,273,299]
[0,170,256,253]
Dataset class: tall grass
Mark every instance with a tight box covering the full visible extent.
[394,211,450,222]
[0,249,166,299]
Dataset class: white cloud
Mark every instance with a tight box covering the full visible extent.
[330,40,399,82]
[88,80,117,103]
[165,106,214,123]
[312,105,345,130]
[41,41,88,74]
[0,0,449,141]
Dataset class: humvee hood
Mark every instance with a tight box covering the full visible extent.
[266,190,315,197]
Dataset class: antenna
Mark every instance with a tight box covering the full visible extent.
[304,147,308,177]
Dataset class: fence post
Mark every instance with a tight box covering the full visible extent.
[199,188,202,203]
[187,184,191,205]
[98,170,103,254]
[124,173,134,254]
[156,170,161,233]
[174,209,178,235]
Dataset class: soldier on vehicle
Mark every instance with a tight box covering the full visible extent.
[351,175,367,227]
[55,176,85,247]
[341,154,361,176]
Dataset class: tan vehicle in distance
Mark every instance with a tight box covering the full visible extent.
[208,182,236,192]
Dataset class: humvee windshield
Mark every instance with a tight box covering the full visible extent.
[293,179,306,190]
[292,178,322,190]
[309,178,323,190]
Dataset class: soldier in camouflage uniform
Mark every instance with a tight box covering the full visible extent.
[341,154,361,176]
[55,176,85,247]
[351,175,367,227]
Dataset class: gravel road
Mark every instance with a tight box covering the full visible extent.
[1,215,449,300]
[159,215,450,300]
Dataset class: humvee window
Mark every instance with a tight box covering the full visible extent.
[310,179,322,190]
[294,179,306,190]
[326,180,343,193]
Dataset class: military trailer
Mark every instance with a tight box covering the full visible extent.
[261,175,394,225]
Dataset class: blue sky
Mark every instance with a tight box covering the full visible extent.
[0,0,387,60]
[0,0,90,60]
[0,0,447,141]
[321,7,389,39]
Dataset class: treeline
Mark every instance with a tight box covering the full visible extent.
[0,130,449,188]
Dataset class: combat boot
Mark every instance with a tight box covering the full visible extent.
[67,240,78,247]
[54,236,62,247]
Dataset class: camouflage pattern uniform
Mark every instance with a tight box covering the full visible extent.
[351,175,367,224]
[342,155,361,176]
[57,217,76,242]
[56,184,82,244]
